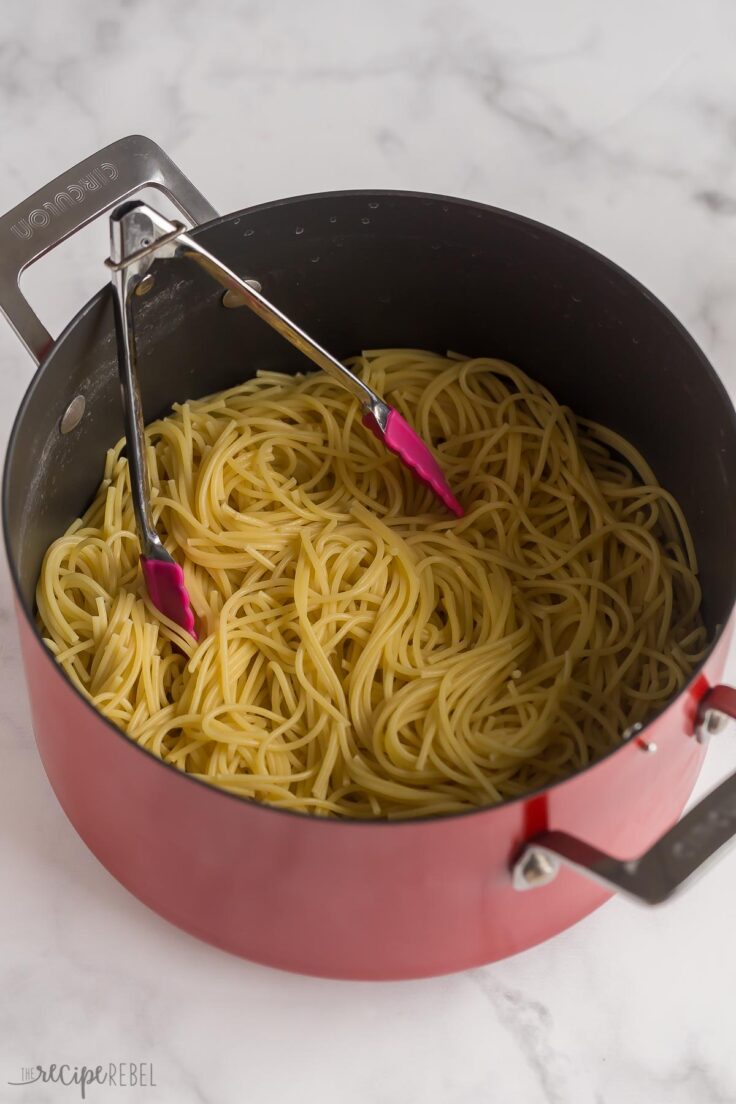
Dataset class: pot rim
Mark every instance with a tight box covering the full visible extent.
[5,186,736,828]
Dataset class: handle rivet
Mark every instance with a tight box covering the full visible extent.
[60,395,85,434]
[696,708,730,744]
[706,709,729,735]
[222,279,263,308]
[135,274,155,297]
[624,723,657,753]
[512,848,560,891]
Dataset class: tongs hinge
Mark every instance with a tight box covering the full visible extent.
[104,221,187,272]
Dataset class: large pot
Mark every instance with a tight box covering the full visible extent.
[2,135,736,980]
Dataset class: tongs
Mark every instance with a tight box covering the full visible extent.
[107,201,463,637]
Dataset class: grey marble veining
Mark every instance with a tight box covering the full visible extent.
[1,2,735,1102]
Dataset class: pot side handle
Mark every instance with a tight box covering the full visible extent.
[512,684,736,904]
[0,134,218,365]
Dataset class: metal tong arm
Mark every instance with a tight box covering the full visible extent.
[108,204,169,561]
[107,202,388,426]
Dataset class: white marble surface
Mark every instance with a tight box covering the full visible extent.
[1,1,736,1101]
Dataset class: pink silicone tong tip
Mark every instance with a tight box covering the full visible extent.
[363,408,464,517]
[142,557,197,639]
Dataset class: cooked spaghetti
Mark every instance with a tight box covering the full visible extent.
[37,350,707,817]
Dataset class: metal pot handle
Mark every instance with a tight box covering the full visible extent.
[0,134,218,364]
[512,684,736,904]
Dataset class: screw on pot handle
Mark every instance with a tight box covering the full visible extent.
[0,134,218,364]
[512,684,736,904]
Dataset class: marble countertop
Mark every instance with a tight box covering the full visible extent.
[1,1,736,1101]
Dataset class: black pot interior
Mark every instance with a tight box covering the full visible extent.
[6,191,736,641]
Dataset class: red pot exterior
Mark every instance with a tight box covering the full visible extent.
[16,603,731,979]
